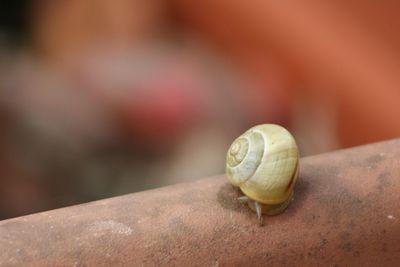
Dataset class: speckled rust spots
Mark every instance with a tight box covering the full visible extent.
[326,189,364,224]
[365,153,385,166]
[377,172,391,192]
[1,139,400,266]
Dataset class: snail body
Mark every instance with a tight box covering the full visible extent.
[226,124,299,223]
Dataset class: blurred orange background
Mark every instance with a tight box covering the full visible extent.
[0,0,399,219]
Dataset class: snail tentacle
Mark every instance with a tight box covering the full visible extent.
[255,201,263,226]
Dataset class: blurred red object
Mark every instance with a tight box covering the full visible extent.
[72,48,209,145]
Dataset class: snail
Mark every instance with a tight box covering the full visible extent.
[226,124,299,225]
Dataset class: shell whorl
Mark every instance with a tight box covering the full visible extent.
[226,124,299,205]
[226,131,264,186]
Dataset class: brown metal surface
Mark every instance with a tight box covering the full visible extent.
[1,139,400,266]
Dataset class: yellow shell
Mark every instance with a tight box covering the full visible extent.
[226,124,299,207]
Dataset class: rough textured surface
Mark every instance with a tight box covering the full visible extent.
[1,139,400,266]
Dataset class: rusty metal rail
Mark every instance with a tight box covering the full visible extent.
[1,139,400,266]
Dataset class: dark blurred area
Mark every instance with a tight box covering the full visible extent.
[0,0,399,219]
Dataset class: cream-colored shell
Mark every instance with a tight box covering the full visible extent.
[226,124,299,205]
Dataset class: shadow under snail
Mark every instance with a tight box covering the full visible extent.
[226,124,299,225]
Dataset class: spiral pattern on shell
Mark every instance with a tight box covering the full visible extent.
[226,124,299,205]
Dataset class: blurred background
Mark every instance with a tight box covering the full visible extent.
[0,0,399,219]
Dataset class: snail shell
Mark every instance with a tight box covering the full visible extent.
[226,124,299,216]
